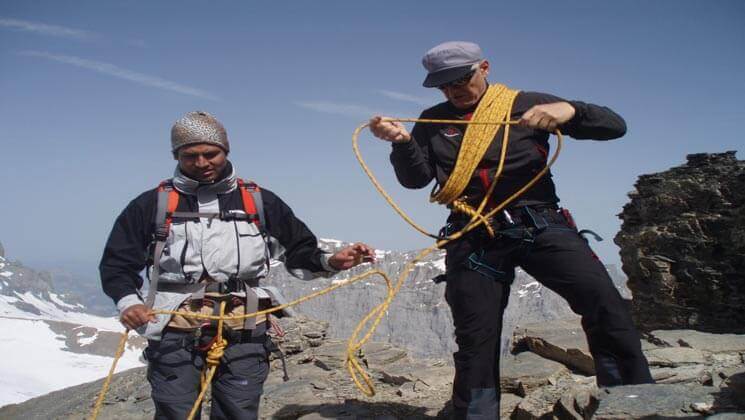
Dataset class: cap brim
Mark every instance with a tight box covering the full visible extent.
[422,65,475,88]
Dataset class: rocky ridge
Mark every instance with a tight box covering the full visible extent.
[265,241,629,359]
[615,151,745,333]
[2,315,743,419]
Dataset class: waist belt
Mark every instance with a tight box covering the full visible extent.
[496,205,562,228]
[164,322,268,345]
[446,204,562,234]
[157,278,261,331]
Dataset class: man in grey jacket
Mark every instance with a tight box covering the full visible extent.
[101,110,374,419]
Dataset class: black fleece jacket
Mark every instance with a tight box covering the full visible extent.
[390,90,626,212]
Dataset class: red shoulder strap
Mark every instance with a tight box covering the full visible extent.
[147,180,180,308]
[157,181,180,235]
[237,178,262,229]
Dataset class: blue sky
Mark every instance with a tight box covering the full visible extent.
[1,1,743,275]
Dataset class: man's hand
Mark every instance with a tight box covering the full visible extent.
[369,116,412,143]
[519,102,576,132]
[328,242,376,270]
[120,304,156,330]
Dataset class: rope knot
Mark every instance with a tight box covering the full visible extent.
[206,337,228,367]
[452,199,496,238]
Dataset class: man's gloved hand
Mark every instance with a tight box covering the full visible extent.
[120,304,156,330]
[519,102,576,132]
[328,242,376,270]
[369,116,412,143]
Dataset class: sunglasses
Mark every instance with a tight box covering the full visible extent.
[437,70,477,90]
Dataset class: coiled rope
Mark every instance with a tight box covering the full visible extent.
[91,96,563,420]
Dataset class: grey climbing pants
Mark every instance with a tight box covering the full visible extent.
[145,328,269,420]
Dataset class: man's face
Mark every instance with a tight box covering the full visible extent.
[175,143,228,182]
[438,60,490,110]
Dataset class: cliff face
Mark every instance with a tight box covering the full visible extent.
[615,151,745,333]
[263,243,625,359]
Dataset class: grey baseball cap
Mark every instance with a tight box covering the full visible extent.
[421,41,483,88]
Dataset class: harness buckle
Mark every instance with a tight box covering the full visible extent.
[221,210,251,221]
[154,225,169,241]
[523,206,549,231]
[502,209,515,225]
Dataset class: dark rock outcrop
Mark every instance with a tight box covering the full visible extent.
[615,151,745,333]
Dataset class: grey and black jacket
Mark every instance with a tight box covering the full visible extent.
[100,162,337,339]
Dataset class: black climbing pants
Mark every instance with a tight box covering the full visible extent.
[442,206,654,419]
[145,328,269,420]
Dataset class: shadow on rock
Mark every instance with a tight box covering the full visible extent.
[271,400,449,419]
[713,371,745,413]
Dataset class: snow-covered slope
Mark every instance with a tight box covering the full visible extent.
[0,254,144,407]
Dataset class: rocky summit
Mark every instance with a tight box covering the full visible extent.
[1,315,743,419]
[615,151,745,333]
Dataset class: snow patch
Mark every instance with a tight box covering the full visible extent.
[431,257,446,272]
[0,318,143,406]
[0,292,123,331]
[78,332,98,346]
[49,293,79,310]
[374,249,391,259]
[414,257,446,272]
[0,271,12,278]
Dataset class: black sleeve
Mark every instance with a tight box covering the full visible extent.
[519,91,627,140]
[389,111,437,189]
[261,188,328,274]
[99,189,156,304]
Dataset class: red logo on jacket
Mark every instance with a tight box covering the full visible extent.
[443,126,461,138]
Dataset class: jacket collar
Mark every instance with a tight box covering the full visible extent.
[172,161,237,196]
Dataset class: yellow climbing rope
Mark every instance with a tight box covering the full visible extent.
[90,269,394,420]
[90,111,563,420]
[187,300,228,420]
[430,84,518,206]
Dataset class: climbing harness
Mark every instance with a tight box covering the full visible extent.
[145,178,266,331]
[91,84,564,420]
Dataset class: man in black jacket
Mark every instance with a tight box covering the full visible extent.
[101,110,374,419]
[369,41,652,419]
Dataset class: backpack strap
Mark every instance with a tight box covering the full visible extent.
[237,178,265,232]
[145,180,179,309]
[237,178,265,330]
